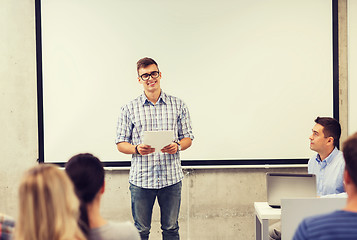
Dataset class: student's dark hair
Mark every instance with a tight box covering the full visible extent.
[315,117,341,147]
[137,57,159,73]
[65,153,105,236]
[342,132,357,186]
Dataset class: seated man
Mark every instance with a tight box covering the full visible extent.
[269,117,345,240]
[0,213,15,240]
[308,117,345,196]
[293,132,357,240]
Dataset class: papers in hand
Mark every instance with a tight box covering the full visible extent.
[143,130,175,153]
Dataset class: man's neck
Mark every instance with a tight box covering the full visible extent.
[145,89,161,104]
[344,192,357,213]
[318,147,335,161]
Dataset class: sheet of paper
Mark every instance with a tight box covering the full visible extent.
[143,130,175,152]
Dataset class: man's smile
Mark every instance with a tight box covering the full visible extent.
[147,80,157,87]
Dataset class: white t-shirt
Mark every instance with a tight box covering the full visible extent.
[88,221,140,240]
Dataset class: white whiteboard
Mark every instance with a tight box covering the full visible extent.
[40,0,333,163]
[348,0,357,135]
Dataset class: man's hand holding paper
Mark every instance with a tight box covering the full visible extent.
[136,144,155,155]
[143,130,175,154]
[161,142,178,154]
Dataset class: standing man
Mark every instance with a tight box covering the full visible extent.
[293,132,357,240]
[308,117,345,196]
[116,57,194,240]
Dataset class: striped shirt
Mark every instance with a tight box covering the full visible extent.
[308,147,345,196]
[0,213,14,240]
[293,210,357,240]
[116,91,194,189]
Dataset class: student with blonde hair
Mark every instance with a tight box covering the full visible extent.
[14,164,86,240]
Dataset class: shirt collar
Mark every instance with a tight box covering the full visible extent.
[140,90,167,106]
[316,147,339,164]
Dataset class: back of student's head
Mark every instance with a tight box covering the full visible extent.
[15,164,85,240]
[65,153,105,234]
[315,117,341,147]
[343,132,357,187]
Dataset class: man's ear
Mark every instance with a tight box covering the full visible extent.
[327,136,334,146]
[100,180,105,194]
[344,169,352,185]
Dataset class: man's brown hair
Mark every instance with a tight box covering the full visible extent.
[137,57,159,74]
[343,132,357,186]
[315,117,341,147]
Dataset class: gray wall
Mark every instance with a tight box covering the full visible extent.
[101,168,306,240]
[0,1,348,240]
[0,0,38,215]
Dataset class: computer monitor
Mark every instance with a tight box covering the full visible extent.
[266,173,317,208]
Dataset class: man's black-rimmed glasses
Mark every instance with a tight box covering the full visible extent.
[139,71,160,81]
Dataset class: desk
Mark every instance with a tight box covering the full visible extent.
[254,202,281,240]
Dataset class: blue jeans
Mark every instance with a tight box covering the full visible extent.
[130,182,182,240]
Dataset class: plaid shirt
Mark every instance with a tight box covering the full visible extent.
[116,91,194,189]
[0,213,14,240]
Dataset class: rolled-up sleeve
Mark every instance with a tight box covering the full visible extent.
[177,102,194,141]
[116,105,133,144]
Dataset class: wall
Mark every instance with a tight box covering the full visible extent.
[102,167,306,240]
[0,0,38,216]
[0,1,348,240]
[348,0,357,135]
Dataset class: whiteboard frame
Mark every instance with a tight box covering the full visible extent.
[35,0,340,167]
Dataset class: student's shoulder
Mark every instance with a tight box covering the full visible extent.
[297,211,357,239]
[90,221,140,240]
[108,220,135,228]
[0,213,15,240]
[294,212,337,238]
[0,213,15,226]
[302,210,345,226]
[108,221,140,239]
